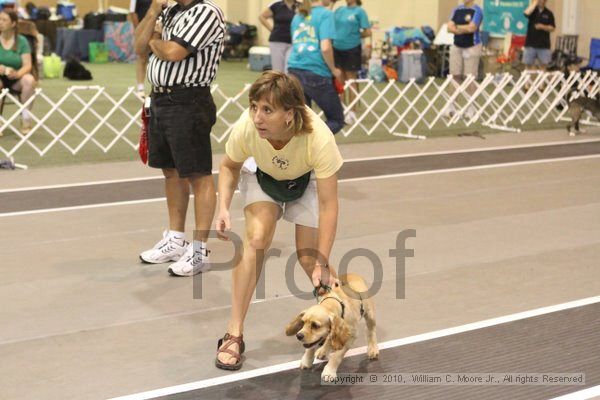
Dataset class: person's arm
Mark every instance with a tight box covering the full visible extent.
[148,36,191,62]
[130,13,140,28]
[146,6,190,62]
[535,12,555,33]
[447,20,458,34]
[534,23,555,32]
[524,0,538,16]
[259,8,274,32]
[7,53,32,80]
[359,9,371,38]
[447,7,458,34]
[134,0,167,56]
[320,38,343,82]
[129,0,140,27]
[311,174,339,288]
[159,6,223,62]
[215,155,244,241]
[456,8,482,34]
[454,22,478,34]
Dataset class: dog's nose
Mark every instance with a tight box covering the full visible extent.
[296,332,304,341]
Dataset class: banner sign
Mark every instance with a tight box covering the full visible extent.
[483,0,528,37]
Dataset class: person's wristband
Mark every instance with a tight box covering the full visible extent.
[316,262,329,269]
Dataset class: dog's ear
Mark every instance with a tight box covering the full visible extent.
[285,311,305,336]
[327,315,351,351]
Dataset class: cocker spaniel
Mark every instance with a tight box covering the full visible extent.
[285,273,379,381]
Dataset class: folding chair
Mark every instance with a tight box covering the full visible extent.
[495,33,526,75]
[550,35,580,72]
[556,35,578,57]
[580,38,600,72]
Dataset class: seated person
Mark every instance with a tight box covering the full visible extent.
[0,10,36,133]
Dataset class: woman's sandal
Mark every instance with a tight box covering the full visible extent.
[215,333,245,371]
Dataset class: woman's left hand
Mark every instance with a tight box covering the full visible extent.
[6,70,18,80]
[154,20,163,35]
[333,68,345,86]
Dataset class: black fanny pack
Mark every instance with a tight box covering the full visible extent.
[255,167,312,203]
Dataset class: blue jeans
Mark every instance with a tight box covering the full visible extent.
[522,47,552,66]
[288,68,344,134]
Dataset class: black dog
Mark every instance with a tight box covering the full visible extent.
[63,57,92,81]
[566,95,600,136]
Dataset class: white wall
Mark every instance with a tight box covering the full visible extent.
[67,0,598,59]
[223,0,447,46]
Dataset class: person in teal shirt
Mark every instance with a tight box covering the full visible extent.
[333,0,370,125]
[0,10,36,134]
[287,0,345,134]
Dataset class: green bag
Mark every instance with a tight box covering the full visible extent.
[255,168,312,203]
[89,42,109,63]
[42,54,62,79]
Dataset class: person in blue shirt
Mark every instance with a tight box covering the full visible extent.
[333,0,370,125]
[447,0,483,80]
[287,0,345,134]
[445,0,482,119]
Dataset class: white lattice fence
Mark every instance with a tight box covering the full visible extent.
[0,71,597,160]
[338,71,598,138]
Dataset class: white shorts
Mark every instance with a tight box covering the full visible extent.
[239,170,318,228]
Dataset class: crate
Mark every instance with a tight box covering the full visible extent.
[248,46,271,71]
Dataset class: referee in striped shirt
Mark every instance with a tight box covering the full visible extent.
[134,0,226,277]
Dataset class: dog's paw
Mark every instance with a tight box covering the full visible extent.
[569,131,576,137]
[315,346,329,361]
[367,346,379,360]
[321,369,337,382]
[300,353,314,369]
[300,360,313,369]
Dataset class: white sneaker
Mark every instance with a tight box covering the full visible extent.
[344,110,357,125]
[443,104,457,118]
[139,231,188,264]
[465,105,478,120]
[168,243,211,277]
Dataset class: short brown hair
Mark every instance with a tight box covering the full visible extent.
[249,71,313,135]
[298,0,313,16]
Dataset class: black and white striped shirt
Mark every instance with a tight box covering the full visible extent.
[147,0,225,87]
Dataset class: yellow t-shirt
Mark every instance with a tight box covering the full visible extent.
[225,106,344,180]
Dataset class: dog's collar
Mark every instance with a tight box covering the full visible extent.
[319,296,345,319]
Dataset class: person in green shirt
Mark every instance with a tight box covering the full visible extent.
[0,10,36,134]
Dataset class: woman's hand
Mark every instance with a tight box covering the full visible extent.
[150,0,168,15]
[333,68,345,86]
[154,20,163,35]
[215,208,232,241]
[0,65,5,75]
[312,263,338,295]
[6,69,18,80]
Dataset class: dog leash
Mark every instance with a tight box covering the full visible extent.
[312,280,332,298]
